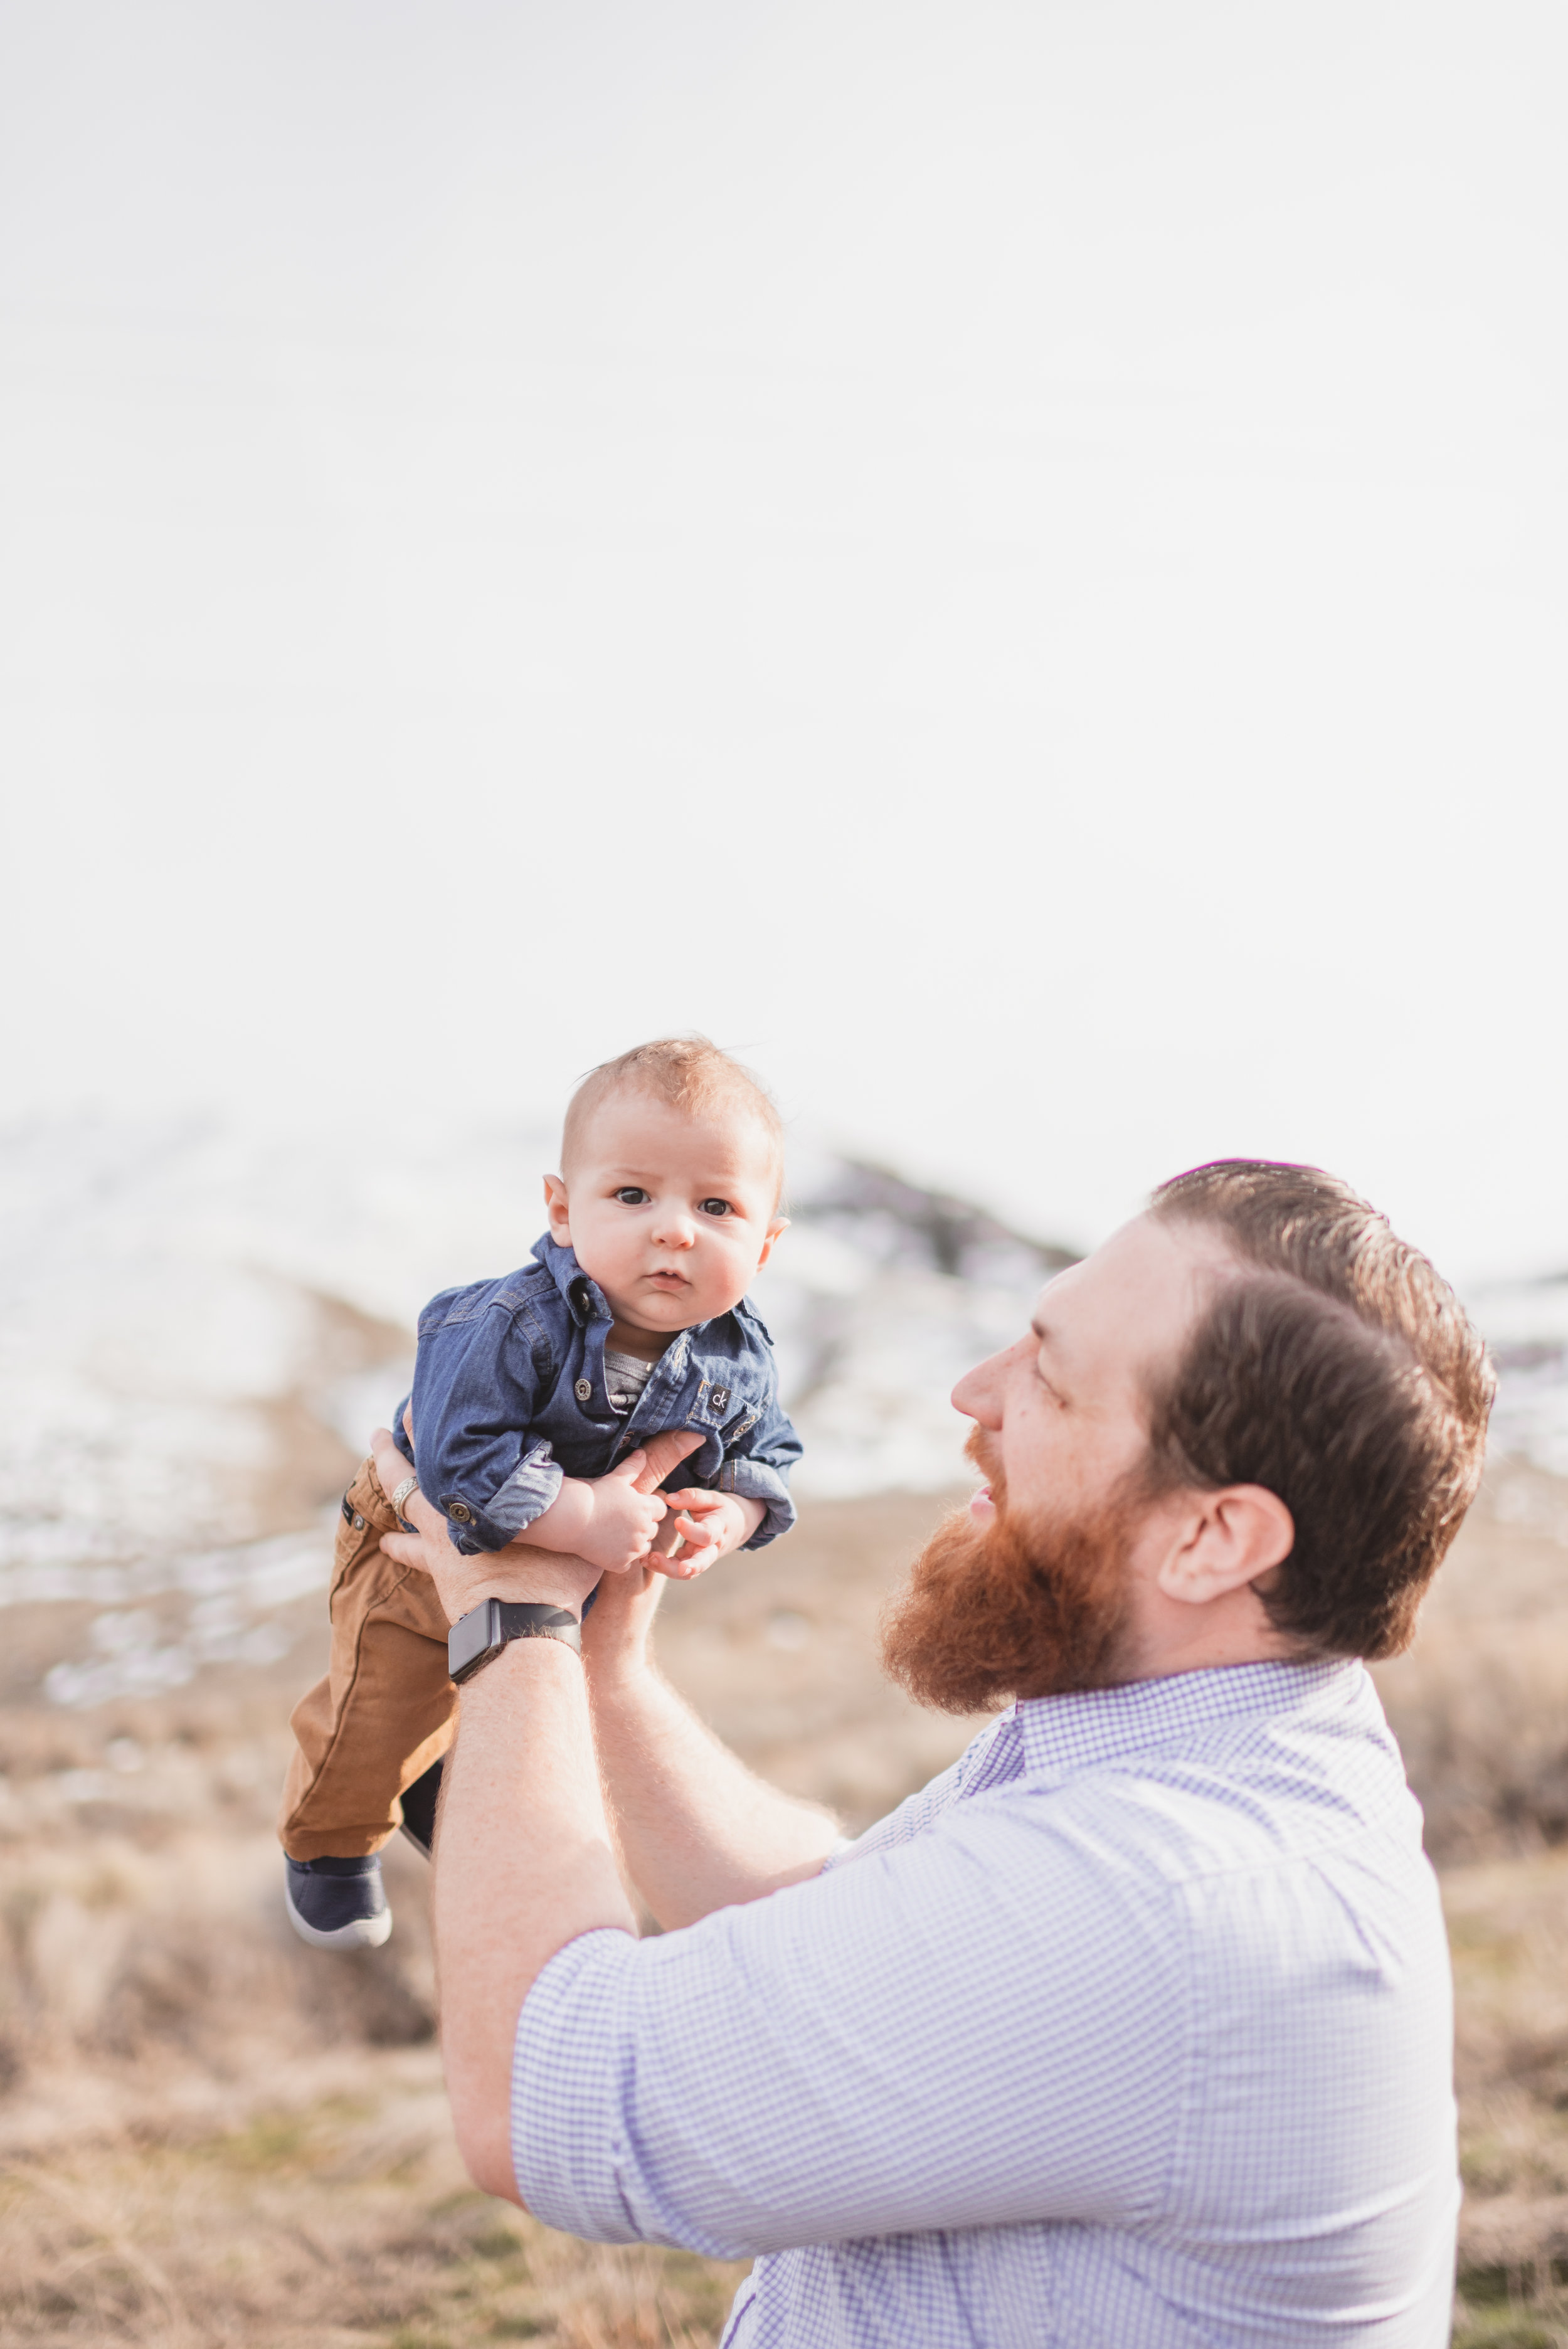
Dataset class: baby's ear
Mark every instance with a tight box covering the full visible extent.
[543,1173,571,1242]
[756,1213,790,1268]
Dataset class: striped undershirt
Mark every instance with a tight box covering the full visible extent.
[604,1348,659,1414]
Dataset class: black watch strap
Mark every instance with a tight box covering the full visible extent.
[448,1598,582,1686]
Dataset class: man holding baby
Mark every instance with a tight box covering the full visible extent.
[368,1045,1488,2349]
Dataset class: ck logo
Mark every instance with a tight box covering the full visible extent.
[708,1384,731,1416]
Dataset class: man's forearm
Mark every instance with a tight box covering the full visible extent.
[586,1655,841,1929]
[371,1426,723,2203]
[433,1639,634,2200]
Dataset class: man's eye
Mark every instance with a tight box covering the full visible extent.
[697,1197,733,1217]
[613,1187,650,1206]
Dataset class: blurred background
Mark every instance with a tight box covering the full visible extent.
[3,5,1567,2343]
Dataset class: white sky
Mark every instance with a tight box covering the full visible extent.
[3,1,1565,1283]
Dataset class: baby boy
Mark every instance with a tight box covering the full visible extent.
[279,1036,799,1948]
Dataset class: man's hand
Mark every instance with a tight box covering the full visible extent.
[372,1426,703,1624]
[655,1488,764,1579]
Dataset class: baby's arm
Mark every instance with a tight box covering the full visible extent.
[524,1455,679,1575]
[525,1468,761,1579]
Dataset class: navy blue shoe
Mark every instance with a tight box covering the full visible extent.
[284,1854,391,1949]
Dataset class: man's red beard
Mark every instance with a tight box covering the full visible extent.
[881,1442,1141,1714]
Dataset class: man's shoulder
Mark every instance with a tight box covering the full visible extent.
[852,1742,1441,2053]
[946,1702,1431,1961]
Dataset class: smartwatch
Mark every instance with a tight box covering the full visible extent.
[447,1598,582,1686]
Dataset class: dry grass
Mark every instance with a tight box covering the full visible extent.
[6,1463,1568,2343]
[0,2085,748,2345]
[1372,1459,1568,2344]
[1444,1849,1568,2346]
[1374,1463,1568,1867]
[0,1487,967,2348]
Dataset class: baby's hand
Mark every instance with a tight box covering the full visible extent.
[576,1458,672,1574]
[652,1489,761,1581]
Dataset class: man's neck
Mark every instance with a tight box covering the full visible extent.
[1110,1592,1300,1684]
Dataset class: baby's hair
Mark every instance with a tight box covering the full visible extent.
[561,1036,784,1190]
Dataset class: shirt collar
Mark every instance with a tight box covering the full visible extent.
[1010,1657,1367,1783]
[529,1231,747,1347]
[531,1231,607,1325]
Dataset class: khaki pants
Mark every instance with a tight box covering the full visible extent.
[278,1455,455,1861]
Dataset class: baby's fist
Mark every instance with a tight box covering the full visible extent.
[580,1455,669,1572]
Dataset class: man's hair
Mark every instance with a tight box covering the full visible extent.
[1146,1160,1495,1660]
[561,1035,783,1188]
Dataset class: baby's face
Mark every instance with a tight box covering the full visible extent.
[546,1089,786,1338]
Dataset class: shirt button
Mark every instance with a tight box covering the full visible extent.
[575,1378,592,1403]
[448,1502,474,1525]
[352,1514,366,1531]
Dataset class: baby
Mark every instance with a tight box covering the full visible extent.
[279,1036,800,1948]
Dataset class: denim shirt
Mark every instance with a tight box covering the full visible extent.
[391,1232,800,1557]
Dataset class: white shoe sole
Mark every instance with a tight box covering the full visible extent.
[284,1879,393,1949]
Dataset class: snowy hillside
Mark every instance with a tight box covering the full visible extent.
[0,1121,1067,1636]
[4,1117,1564,1707]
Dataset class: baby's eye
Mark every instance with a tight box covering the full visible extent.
[613,1187,650,1206]
[697,1197,734,1218]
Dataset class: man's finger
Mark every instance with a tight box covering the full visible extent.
[369,1428,444,1535]
[628,1429,703,1493]
[371,1426,405,1489]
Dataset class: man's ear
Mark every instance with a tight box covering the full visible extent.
[1155,1485,1295,1609]
[543,1174,571,1247]
[755,1214,790,1271]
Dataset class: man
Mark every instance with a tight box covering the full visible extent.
[373,1161,1493,2348]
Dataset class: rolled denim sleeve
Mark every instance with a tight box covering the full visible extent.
[480,1439,566,1544]
[717,1388,802,1550]
[410,1303,564,1554]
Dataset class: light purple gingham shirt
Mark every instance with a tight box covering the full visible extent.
[512,1660,1458,2347]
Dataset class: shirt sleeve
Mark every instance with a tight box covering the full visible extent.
[410,1304,563,1554]
[822,1752,972,1870]
[511,1794,1186,2257]
[714,1387,802,1550]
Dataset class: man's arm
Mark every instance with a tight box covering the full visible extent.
[431,1620,632,2200]
[371,1425,835,2196]
[379,1429,1191,2260]
[371,1424,632,2201]
[510,1757,1189,2256]
[580,1564,842,1929]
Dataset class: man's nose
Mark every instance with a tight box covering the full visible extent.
[652,1210,697,1248]
[951,1332,1034,1427]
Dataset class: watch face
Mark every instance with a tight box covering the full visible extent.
[448,1599,499,1685]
